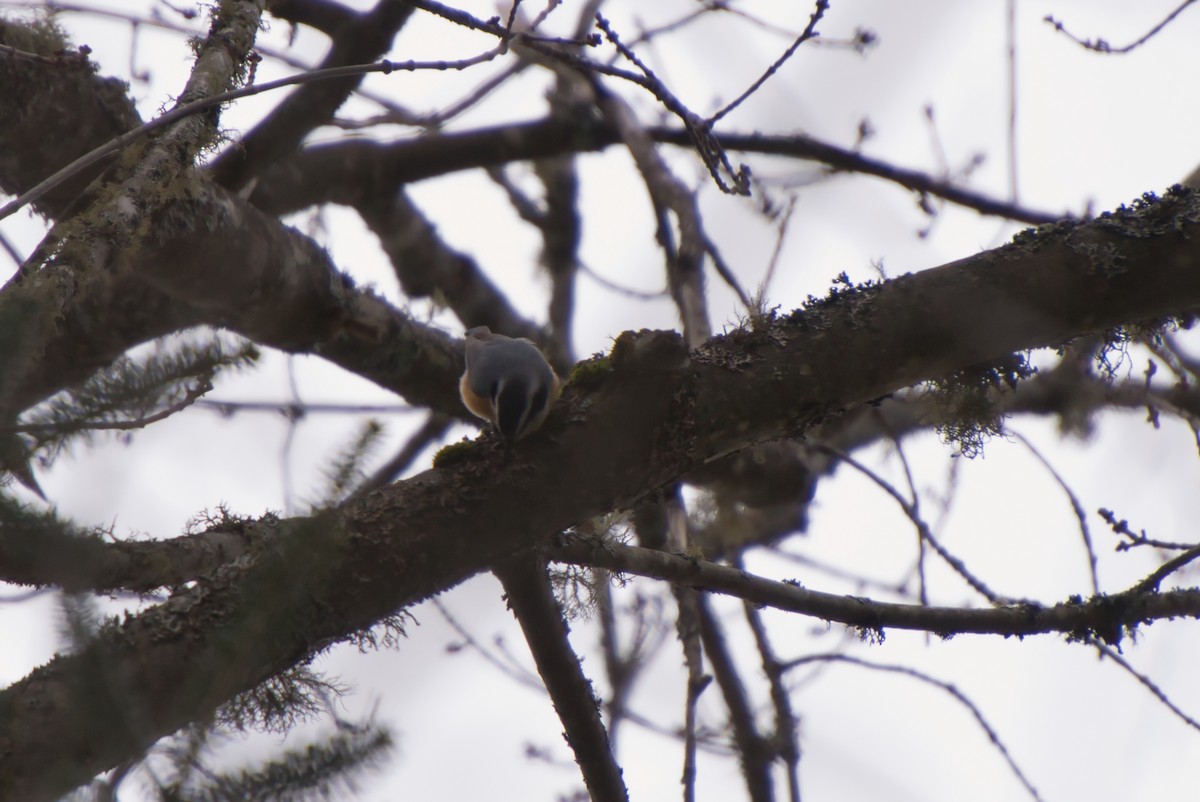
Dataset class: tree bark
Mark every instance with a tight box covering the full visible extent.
[2,186,1200,799]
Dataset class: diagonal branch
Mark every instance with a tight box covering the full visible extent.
[4,187,1200,799]
[494,555,628,802]
[209,0,415,191]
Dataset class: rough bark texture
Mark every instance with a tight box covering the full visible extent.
[3,6,1200,800]
[1,189,1199,798]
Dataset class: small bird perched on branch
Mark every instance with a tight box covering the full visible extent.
[459,326,560,441]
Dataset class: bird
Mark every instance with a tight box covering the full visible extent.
[459,326,560,441]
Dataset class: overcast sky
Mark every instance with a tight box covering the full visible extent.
[3,2,1200,801]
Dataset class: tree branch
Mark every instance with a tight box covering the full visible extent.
[0,503,257,593]
[494,556,628,802]
[210,0,414,191]
[249,119,1065,225]
[4,186,1200,799]
[550,539,1200,641]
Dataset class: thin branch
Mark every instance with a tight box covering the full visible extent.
[680,640,707,802]
[1100,508,1196,552]
[888,429,930,605]
[195,399,415,416]
[432,598,545,692]
[737,555,802,802]
[707,0,829,126]
[9,378,211,436]
[387,2,1058,222]
[595,579,627,740]
[696,595,774,802]
[1006,0,1020,202]
[592,86,713,346]
[1045,1,1198,54]
[665,496,708,802]
[0,0,412,118]
[252,119,1064,224]
[1086,636,1200,733]
[649,127,1063,224]
[0,230,25,268]
[549,539,1200,641]
[754,195,797,308]
[579,261,670,300]
[767,544,917,600]
[1130,543,1200,594]
[820,445,1010,604]
[1011,430,1100,594]
[0,55,505,224]
[782,654,1045,802]
[0,41,67,65]
[351,412,453,498]
[595,13,750,197]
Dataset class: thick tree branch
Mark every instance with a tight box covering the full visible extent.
[248,118,1065,225]
[355,188,550,348]
[0,505,256,593]
[3,187,1200,799]
[0,20,142,219]
[0,175,465,425]
[210,0,414,190]
[0,0,268,481]
[267,0,359,36]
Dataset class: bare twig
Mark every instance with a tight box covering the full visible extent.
[595,546,671,745]
[1006,0,1020,202]
[0,55,505,224]
[1045,1,1198,54]
[0,230,25,268]
[194,399,413,416]
[1087,636,1200,733]
[592,87,713,345]
[888,432,930,605]
[819,445,1010,604]
[1100,508,1196,552]
[1130,543,1200,594]
[782,654,1045,802]
[665,496,709,802]
[754,195,797,308]
[595,13,750,197]
[707,0,829,126]
[0,0,413,117]
[645,127,1063,224]
[1012,431,1100,594]
[9,378,212,436]
[768,544,918,599]
[578,262,670,300]
[351,412,453,498]
[432,598,545,692]
[0,41,68,65]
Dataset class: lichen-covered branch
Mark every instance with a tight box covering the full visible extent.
[549,539,1200,642]
[2,186,1200,798]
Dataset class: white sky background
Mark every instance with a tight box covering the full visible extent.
[2,1,1200,801]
